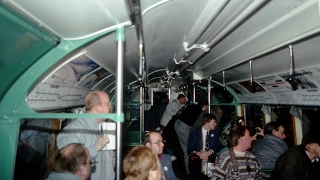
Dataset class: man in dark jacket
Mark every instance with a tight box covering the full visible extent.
[187,114,220,179]
[271,131,320,179]
[174,100,208,175]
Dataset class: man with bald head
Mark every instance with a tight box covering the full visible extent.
[57,90,114,180]
[47,143,91,180]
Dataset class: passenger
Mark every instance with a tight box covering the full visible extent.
[219,116,245,148]
[57,90,114,180]
[212,126,268,179]
[123,146,164,180]
[145,94,168,131]
[47,143,91,180]
[251,121,288,169]
[144,130,178,180]
[190,109,209,131]
[271,131,320,179]
[214,106,231,133]
[187,114,220,179]
[159,94,186,129]
[174,99,209,175]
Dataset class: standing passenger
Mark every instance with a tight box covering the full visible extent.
[251,121,288,169]
[212,126,268,179]
[159,94,186,129]
[144,130,178,180]
[174,100,208,175]
[57,91,114,180]
[271,131,320,179]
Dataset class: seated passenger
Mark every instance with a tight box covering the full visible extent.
[271,131,320,179]
[47,143,91,180]
[251,121,288,169]
[144,130,178,180]
[123,146,164,180]
[219,116,245,149]
[187,113,220,179]
[212,126,268,179]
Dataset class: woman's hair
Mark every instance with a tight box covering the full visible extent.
[229,126,249,147]
[85,91,102,111]
[123,146,160,180]
[54,143,87,173]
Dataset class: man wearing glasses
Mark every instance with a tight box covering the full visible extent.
[47,143,92,180]
[144,130,178,180]
[251,121,288,169]
[57,91,114,180]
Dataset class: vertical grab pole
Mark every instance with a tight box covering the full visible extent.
[139,80,145,142]
[208,77,211,114]
[289,45,294,76]
[115,27,125,180]
[193,82,196,103]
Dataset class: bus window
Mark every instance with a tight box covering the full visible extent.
[301,109,320,135]
[14,118,60,180]
[245,105,264,137]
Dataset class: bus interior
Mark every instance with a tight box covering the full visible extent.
[1,0,320,179]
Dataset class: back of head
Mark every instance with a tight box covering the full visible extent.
[229,126,248,147]
[201,113,216,125]
[264,121,281,135]
[123,146,159,180]
[301,131,320,147]
[85,91,102,111]
[231,116,244,126]
[54,143,87,173]
[198,99,208,107]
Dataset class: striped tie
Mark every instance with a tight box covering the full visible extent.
[205,131,209,151]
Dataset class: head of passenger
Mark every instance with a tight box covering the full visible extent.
[231,116,245,127]
[177,94,186,104]
[264,121,286,139]
[123,146,163,180]
[229,126,252,152]
[198,99,209,111]
[202,113,217,131]
[85,91,111,120]
[54,143,91,180]
[216,106,224,115]
[144,131,164,155]
[302,131,320,160]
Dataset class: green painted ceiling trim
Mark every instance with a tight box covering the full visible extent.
[0,28,125,179]
[0,4,58,102]
[1,30,114,115]
[0,40,55,103]
[210,80,239,104]
[0,4,58,43]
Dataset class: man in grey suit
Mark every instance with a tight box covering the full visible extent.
[144,130,178,180]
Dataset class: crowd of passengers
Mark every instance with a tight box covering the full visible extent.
[47,91,320,180]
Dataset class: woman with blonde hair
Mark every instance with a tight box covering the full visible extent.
[123,146,164,180]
